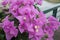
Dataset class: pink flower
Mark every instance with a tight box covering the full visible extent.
[9,4,19,17]
[43,16,60,40]
[2,0,17,5]
[2,16,18,40]
[48,16,60,31]
[17,11,46,40]
[2,0,60,40]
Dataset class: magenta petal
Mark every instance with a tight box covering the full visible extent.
[6,33,13,40]
[18,26,24,33]
[27,24,34,32]
[29,34,34,38]
[35,28,44,36]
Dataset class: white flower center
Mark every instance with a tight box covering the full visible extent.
[35,25,39,32]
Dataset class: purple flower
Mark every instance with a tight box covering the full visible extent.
[2,0,17,5]
[2,0,60,40]
[10,5,36,17]
[28,20,44,40]
[17,13,45,40]
[2,16,18,40]
[19,0,35,5]
[48,16,60,31]
[16,8,46,40]
[43,16,60,40]
[2,0,43,17]
[9,4,19,17]
[2,0,35,6]
[18,20,44,40]
[2,0,42,6]
[44,27,54,38]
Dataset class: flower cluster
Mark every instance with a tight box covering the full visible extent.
[0,0,60,40]
[43,16,60,40]
[1,16,18,40]
[2,0,42,6]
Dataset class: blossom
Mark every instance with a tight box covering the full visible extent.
[2,0,34,6]
[2,0,42,6]
[42,16,60,40]
[18,20,44,40]
[2,0,17,5]
[28,19,44,40]
[16,5,41,23]
[9,4,19,17]
[10,5,38,17]
[2,0,60,40]
[48,16,60,31]
[17,11,46,40]
[16,7,47,40]
[43,25,54,38]
[2,16,18,40]
[2,0,43,17]
[18,0,35,5]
